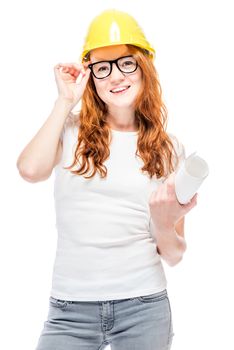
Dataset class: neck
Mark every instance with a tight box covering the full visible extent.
[106,107,138,131]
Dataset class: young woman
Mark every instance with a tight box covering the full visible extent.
[17,9,197,350]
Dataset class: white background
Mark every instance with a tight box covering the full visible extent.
[1,0,233,349]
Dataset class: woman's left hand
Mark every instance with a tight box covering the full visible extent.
[149,172,198,231]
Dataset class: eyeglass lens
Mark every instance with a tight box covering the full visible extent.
[92,56,137,79]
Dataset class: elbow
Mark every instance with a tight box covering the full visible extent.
[166,254,184,267]
[17,162,36,182]
[17,163,49,183]
[17,170,39,183]
[161,244,187,267]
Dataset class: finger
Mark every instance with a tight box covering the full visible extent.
[59,67,77,78]
[55,63,85,74]
[54,64,72,75]
[72,62,91,70]
[57,62,79,67]
[165,172,176,197]
[180,193,198,212]
[61,65,82,74]
[149,191,158,206]
[150,182,165,205]
[68,68,77,76]
[83,67,91,77]
[61,67,84,79]
[54,63,64,70]
[76,68,91,84]
[82,61,92,68]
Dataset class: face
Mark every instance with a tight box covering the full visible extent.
[89,45,142,110]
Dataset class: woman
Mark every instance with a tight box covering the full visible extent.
[17,9,197,350]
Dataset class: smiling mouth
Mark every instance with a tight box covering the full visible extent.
[110,86,131,93]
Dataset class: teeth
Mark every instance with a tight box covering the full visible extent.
[111,86,129,93]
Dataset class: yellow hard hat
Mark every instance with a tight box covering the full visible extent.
[81,9,155,61]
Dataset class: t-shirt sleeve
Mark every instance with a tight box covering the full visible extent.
[168,132,186,171]
[59,111,79,142]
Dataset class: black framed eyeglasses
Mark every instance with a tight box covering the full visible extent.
[88,55,138,79]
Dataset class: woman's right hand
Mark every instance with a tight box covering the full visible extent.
[54,61,91,107]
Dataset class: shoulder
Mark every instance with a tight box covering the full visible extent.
[60,111,80,143]
[64,111,80,129]
[167,132,186,173]
[63,111,80,135]
[167,132,186,159]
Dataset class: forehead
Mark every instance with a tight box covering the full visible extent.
[90,44,130,63]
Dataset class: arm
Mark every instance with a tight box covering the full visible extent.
[156,216,187,266]
[149,172,197,267]
[16,98,73,182]
[16,61,91,182]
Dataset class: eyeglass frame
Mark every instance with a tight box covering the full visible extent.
[87,55,138,79]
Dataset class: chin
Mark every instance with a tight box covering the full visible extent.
[107,97,137,108]
[111,99,132,105]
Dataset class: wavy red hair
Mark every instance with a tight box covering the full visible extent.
[63,44,179,179]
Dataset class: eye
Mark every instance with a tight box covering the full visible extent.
[97,65,109,72]
[123,61,134,66]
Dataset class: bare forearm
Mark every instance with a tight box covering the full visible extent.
[16,98,73,180]
[153,223,187,266]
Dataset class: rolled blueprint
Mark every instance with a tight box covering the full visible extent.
[175,152,209,204]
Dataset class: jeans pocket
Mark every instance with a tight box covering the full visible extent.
[137,289,168,303]
[49,296,73,309]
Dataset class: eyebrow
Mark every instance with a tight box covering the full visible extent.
[92,52,130,62]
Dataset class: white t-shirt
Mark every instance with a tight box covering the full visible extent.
[50,114,185,301]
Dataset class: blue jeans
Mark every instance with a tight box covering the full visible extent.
[35,289,174,350]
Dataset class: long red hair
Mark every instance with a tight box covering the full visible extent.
[63,45,179,179]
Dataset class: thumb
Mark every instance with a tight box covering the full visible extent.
[76,68,91,85]
[181,193,198,213]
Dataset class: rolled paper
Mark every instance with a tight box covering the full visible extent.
[175,152,209,204]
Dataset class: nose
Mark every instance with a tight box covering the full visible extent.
[109,62,125,82]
